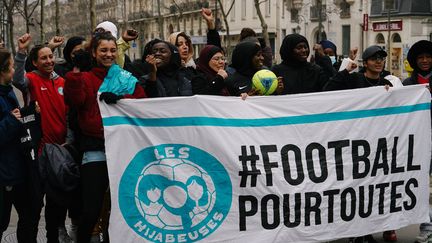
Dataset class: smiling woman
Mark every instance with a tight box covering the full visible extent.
[271,33,329,95]
[225,41,264,96]
[130,39,192,98]
[63,29,147,243]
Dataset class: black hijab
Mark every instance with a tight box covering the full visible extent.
[230,41,262,78]
[280,34,310,67]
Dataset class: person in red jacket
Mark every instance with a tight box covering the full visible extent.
[64,30,146,243]
[12,33,75,243]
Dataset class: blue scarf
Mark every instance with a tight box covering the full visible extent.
[99,64,137,95]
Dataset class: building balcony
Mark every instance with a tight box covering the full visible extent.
[310,4,327,21]
[130,11,152,20]
[169,0,209,14]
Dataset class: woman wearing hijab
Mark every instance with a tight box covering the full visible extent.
[141,39,193,97]
[167,8,221,69]
[272,34,328,95]
[192,45,229,95]
[225,41,265,96]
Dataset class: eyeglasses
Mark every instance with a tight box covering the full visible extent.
[211,56,226,62]
[369,56,386,62]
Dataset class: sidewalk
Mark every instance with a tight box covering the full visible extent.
[0,207,420,243]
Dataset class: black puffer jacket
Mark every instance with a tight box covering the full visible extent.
[272,34,328,95]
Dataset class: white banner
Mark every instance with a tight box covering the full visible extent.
[100,85,431,243]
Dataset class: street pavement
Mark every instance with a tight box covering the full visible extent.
[0,206,421,243]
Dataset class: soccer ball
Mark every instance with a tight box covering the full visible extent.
[134,158,216,230]
[251,69,278,95]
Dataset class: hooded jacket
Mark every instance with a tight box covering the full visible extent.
[140,39,193,97]
[0,84,26,186]
[226,42,263,96]
[403,40,432,86]
[271,34,328,95]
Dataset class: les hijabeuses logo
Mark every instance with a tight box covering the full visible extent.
[119,144,232,242]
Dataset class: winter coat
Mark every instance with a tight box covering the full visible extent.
[226,42,263,96]
[0,84,26,186]
[192,45,229,95]
[64,67,146,151]
[272,34,328,95]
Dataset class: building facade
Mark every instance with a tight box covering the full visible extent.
[367,0,432,78]
[8,0,432,79]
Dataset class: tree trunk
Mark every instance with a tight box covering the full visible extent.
[24,0,29,33]
[55,0,59,35]
[90,0,96,30]
[7,12,14,55]
[156,0,164,39]
[254,0,270,47]
[39,0,44,42]
[217,0,234,57]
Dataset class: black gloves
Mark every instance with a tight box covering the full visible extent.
[71,50,92,71]
[99,92,123,104]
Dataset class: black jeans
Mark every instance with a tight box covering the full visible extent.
[45,188,81,243]
[0,183,42,243]
[77,161,109,243]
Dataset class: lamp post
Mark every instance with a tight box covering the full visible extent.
[386,0,393,71]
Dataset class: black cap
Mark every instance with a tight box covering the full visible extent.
[362,45,387,61]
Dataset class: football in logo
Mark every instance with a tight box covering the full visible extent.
[119,144,232,242]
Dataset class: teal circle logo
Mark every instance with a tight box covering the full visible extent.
[119,144,232,242]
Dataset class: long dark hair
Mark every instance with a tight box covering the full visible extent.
[0,48,12,73]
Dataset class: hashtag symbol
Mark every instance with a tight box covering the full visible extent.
[238,146,261,187]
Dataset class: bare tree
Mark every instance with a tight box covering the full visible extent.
[253,0,270,47]
[39,0,44,41]
[156,0,164,38]
[2,0,19,53]
[171,0,184,31]
[216,0,235,56]
[16,0,39,33]
[90,0,96,30]
[55,0,59,35]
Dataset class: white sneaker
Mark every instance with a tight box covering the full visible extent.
[415,231,432,243]
[58,226,73,243]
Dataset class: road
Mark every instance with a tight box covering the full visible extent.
[1,207,421,243]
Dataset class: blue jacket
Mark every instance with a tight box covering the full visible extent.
[0,84,26,186]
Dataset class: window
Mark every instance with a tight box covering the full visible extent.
[392,33,401,43]
[342,25,351,56]
[376,33,385,44]
[383,0,398,11]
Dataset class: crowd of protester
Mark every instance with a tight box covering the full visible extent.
[0,7,431,243]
